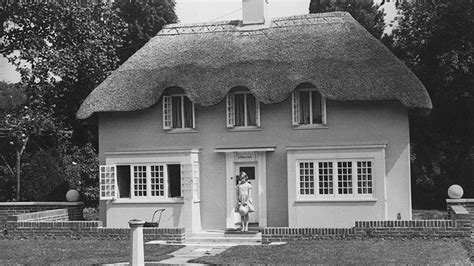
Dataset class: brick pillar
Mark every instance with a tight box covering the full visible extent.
[446,199,474,221]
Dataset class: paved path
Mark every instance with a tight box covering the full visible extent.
[146,230,265,265]
[156,245,229,265]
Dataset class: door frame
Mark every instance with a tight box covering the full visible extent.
[225,151,267,228]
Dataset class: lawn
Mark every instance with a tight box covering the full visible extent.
[190,239,471,264]
[0,239,182,265]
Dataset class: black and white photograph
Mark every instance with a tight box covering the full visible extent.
[0,0,473,264]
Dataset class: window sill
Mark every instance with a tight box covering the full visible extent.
[228,127,261,132]
[293,124,328,130]
[294,198,377,203]
[111,198,185,204]
[165,128,198,134]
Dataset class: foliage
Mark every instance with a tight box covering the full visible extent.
[113,0,178,62]
[1,105,56,150]
[388,1,474,208]
[20,150,66,201]
[57,139,99,206]
[16,138,99,205]
[309,0,386,39]
[0,166,15,201]
[0,101,57,201]
[0,1,177,203]
[0,2,127,146]
[0,82,25,109]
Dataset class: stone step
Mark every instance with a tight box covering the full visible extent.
[192,232,260,238]
[186,235,262,244]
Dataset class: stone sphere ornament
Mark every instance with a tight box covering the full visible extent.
[447,184,463,199]
[66,189,80,202]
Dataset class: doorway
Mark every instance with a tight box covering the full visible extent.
[234,163,259,224]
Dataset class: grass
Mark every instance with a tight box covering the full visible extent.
[0,239,182,265]
[190,239,471,264]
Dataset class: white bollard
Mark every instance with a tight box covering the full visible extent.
[129,219,146,266]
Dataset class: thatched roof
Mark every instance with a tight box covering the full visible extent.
[77,12,432,119]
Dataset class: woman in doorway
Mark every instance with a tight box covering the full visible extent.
[236,171,254,231]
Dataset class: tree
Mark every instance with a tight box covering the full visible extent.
[0,104,57,201]
[0,1,177,202]
[309,0,386,39]
[1,1,178,147]
[388,1,474,208]
[113,0,178,62]
[0,82,26,110]
[0,2,127,147]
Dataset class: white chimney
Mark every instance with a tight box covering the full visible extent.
[242,0,268,25]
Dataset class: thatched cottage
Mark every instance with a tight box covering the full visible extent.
[77,1,432,232]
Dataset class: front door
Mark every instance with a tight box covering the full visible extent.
[234,163,259,224]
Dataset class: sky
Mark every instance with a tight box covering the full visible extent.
[0,0,395,83]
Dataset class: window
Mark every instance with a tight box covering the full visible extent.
[100,164,182,200]
[163,95,195,130]
[99,166,116,199]
[297,159,374,199]
[227,92,260,128]
[292,89,326,126]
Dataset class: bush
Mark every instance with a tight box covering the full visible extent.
[11,140,99,206]
[0,167,15,201]
[21,150,67,201]
[58,141,99,207]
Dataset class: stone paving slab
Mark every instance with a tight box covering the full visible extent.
[157,245,227,265]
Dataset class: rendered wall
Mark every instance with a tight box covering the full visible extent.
[104,202,185,228]
[99,98,410,229]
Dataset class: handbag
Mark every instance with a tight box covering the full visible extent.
[238,205,249,216]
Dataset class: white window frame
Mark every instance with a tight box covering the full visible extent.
[99,165,117,200]
[226,92,260,128]
[129,163,183,200]
[296,158,375,200]
[292,88,327,127]
[162,94,196,130]
[99,163,183,201]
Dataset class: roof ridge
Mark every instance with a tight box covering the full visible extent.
[158,12,351,36]
[271,11,350,22]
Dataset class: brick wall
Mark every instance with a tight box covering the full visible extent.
[446,199,474,259]
[7,209,69,222]
[2,220,185,243]
[447,199,474,224]
[263,219,471,244]
[0,202,84,225]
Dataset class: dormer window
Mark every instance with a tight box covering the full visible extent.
[226,90,260,128]
[162,89,195,130]
[292,89,326,127]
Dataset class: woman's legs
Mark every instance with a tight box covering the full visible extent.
[244,214,249,231]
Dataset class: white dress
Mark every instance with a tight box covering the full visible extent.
[236,182,254,213]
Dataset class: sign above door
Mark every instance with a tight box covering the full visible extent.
[234,152,256,162]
